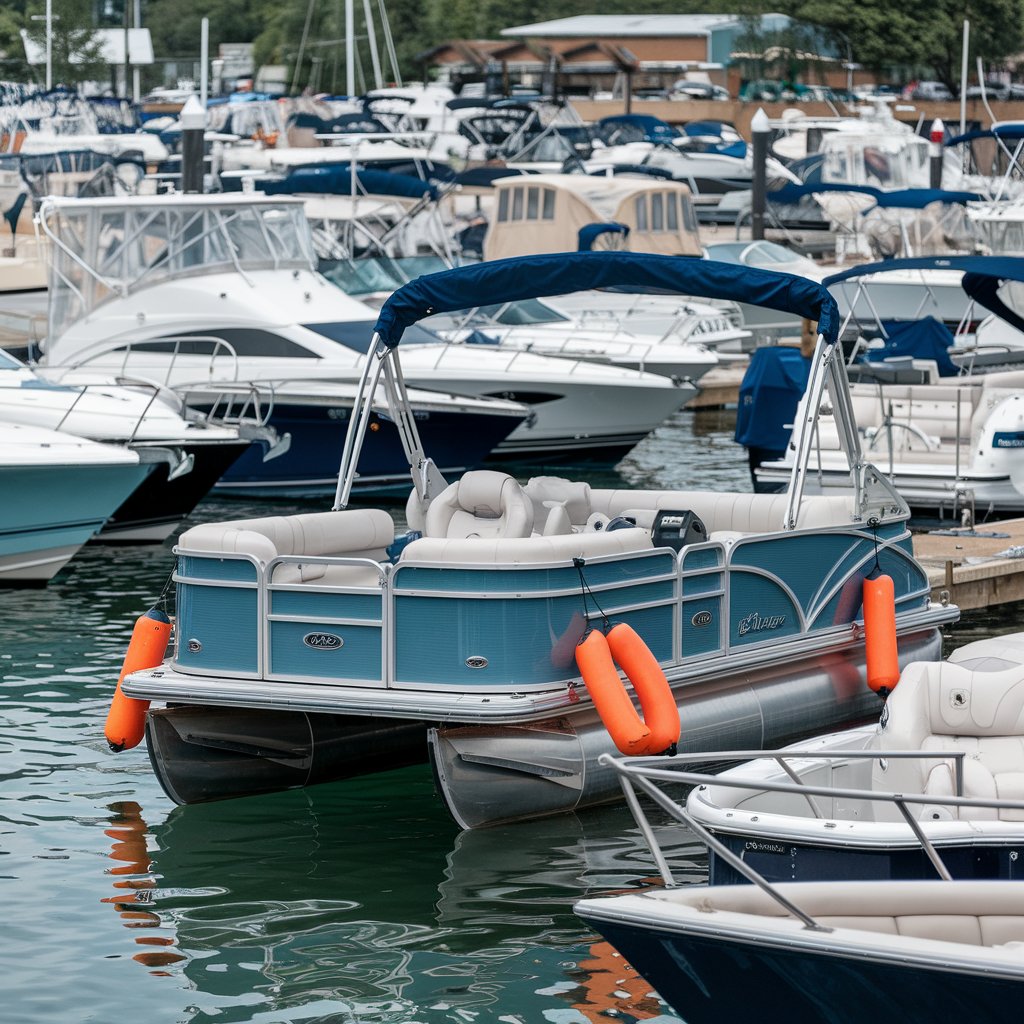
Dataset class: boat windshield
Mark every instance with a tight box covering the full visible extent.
[42,199,316,343]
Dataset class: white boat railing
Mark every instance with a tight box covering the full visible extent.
[603,751,1024,930]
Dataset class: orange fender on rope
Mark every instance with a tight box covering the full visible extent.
[863,574,899,697]
[105,609,172,752]
[575,623,680,756]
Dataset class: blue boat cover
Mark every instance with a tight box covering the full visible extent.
[823,255,1024,288]
[374,252,841,349]
[962,271,1024,334]
[587,164,674,180]
[735,346,811,450]
[577,223,630,250]
[870,188,982,208]
[767,181,882,205]
[258,163,438,201]
[597,114,680,143]
[454,166,532,187]
[863,317,959,376]
[682,120,726,138]
[946,123,1024,146]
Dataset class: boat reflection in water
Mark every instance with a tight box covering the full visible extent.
[101,770,698,1021]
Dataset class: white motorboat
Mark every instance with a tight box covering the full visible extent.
[34,193,692,466]
[0,421,151,583]
[576,877,1024,1024]
[0,350,262,542]
[426,298,721,384]
[109,250,955,826]
[685,631,1024,884]
[705,240,971,339]
[575,688,1024,1024]
[754,371,1024,517]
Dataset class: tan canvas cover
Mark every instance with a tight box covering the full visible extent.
[483,172,701,260]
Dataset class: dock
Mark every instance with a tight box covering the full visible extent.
[687,362,746,409]
[913,519,1024,611]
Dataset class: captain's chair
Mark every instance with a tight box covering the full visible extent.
[423,471,535,539]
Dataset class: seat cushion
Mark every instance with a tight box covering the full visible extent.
[424,471,534,539]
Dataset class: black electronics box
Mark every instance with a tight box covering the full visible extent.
[652,509,707,552]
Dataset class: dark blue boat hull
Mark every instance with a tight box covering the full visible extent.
[710,835,1024,885]
[585,916,1023,1024]
[210,401,522,497]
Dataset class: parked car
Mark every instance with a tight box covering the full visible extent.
[669,80,730,101]
[911,80,953,101]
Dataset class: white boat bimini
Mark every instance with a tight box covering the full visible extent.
[112,251,957,824]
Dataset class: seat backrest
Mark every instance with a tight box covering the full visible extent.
[871,660,1024,821]
[524,476,593,531]
[423,470,534,539]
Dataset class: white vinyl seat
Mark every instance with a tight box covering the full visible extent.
[423,470,535,539]
[871,660,1024,822]
[524,476,594,532]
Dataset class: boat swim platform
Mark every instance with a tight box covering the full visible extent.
[913,518,1024,610]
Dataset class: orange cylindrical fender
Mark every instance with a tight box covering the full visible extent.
[605,623,681,754]
[575,625,679,756]
[863,574,899,696]
[105,609,172,752]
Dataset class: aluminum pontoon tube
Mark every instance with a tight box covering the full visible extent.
[145,706,429,805]
[429,628,941,829]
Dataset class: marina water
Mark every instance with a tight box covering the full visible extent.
[1,407,1006,1023]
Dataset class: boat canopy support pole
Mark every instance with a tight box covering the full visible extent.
[334,336,448,511]
[334,338,388,510]
[783,334,866,529]
[380,349,448,506]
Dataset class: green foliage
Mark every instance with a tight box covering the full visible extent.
[23,0,107,86]
[0,7,31,80]
[137,0,1024,93]
[781,0,1024,86]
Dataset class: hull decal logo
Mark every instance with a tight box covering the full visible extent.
[738,611,786,635]
[304,632,344,650]
[465,656,489,669]
[691,611,713,627]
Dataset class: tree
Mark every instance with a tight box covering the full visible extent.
[783,0,1024,89]
[22,0,107,86]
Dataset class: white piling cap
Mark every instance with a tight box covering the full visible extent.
[180,95,206,131]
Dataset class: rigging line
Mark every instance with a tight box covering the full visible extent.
[292,0,318,95]
[154,557,177,613]
[573,557,611,630]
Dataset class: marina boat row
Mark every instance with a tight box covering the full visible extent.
[25,193,699,487]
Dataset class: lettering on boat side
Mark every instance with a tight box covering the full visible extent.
[691,611,713,627]
[993,432,1024,448]
[744,840,788,855]
[465,656,489,669]
[303,632,344,650]
[738,611,786,635]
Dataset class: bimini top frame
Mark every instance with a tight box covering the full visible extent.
[334,251,867,527]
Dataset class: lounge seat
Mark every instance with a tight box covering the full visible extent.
[424,470,534,539]
[590,488,854,534]
[871,660,1024,822]
[177,509,395,587]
